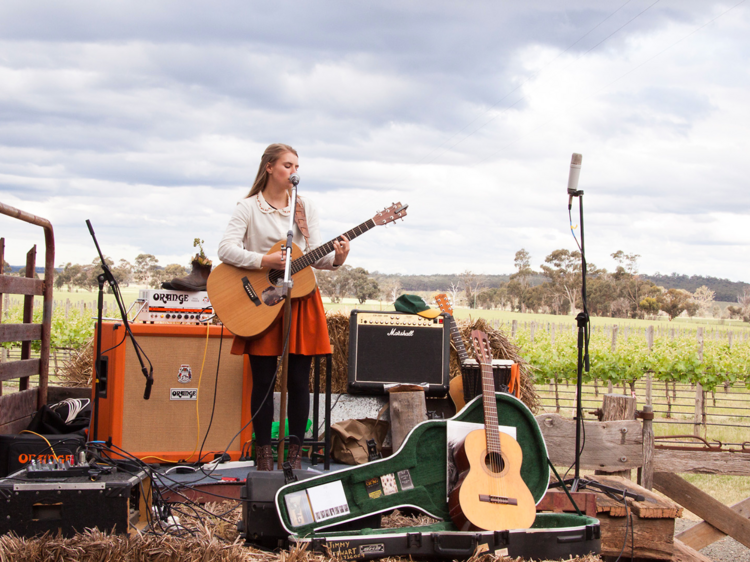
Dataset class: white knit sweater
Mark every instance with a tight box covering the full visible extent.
[217,191,338,271]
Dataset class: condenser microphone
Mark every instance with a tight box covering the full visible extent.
[289,173,300,186]
[567,153,582,209]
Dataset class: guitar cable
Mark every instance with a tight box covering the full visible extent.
[196,324,225,463]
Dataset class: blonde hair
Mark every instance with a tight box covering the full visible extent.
[246,143,298,198]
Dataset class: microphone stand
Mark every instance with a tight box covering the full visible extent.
[550,184,644,502]
[276,179,298,469]
[86,221,153,442]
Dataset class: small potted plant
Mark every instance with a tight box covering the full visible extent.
[169,238,213,292]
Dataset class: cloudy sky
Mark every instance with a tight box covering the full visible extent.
[1,1,748,282]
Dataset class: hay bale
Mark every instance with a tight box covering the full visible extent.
[57,338,94,388]
[0,498,601,561]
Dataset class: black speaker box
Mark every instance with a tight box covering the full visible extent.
[347,310,450,396]
[0,466,150,537]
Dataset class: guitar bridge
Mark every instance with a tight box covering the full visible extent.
[479,495,518,506]
[241,277,262,307]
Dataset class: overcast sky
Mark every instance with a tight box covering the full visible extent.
[1,1,748,284]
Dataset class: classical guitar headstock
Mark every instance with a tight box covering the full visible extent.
[434,293,453,316]
[470,330,493,366]
[373,202,408,226]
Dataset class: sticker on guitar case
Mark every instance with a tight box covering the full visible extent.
[365,477,383,499]
[307,480,350,522]
[397,469,414,490]
[380,473,398,495]
[284,490,314,527]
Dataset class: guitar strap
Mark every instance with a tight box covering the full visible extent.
[294,199,310,248]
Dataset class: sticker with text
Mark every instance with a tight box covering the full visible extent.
[397,469,414,491]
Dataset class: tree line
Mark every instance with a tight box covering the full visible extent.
[459,249,750,321]
[314,249,750,322]
[11,249,749,322]
[52,255,187,292]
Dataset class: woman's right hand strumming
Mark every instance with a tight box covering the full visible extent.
[261,250,286,269]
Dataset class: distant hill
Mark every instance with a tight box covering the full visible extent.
[641,273,749,302]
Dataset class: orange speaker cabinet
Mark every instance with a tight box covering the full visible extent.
[92,322,252,463]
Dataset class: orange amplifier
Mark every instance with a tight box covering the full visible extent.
[131,289,214,324]
[92,322,252,462]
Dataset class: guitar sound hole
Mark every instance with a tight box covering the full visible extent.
[484,452,505,473]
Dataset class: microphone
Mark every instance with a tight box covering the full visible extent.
[289,173,300,186]
[567,153,582,209]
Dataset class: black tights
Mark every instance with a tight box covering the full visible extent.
[249,354,312,447]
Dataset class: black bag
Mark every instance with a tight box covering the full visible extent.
[27,399,92,435]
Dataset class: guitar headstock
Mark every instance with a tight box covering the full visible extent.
[434,293,454,316]
[470,330,493,366]
[373,202,408,226]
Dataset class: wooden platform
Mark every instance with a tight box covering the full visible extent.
[540,475,682,560]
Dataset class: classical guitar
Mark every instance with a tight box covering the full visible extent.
[433,293,470,411]
[207,203,408,338]
[448,330,536,531]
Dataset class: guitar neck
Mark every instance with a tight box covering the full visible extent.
[481,361,502,454]
[291,219,376,273]
[446,316,471,363]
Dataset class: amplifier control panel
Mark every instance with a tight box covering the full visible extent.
[356,312,443,328]
[131,289,214,324]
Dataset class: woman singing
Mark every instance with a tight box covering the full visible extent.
[217,143,349,470]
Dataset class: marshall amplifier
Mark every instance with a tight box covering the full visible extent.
[347,310,450,397]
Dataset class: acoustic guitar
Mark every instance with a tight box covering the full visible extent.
[207,203,408,338]
[433,293,470,411]
[448,330,536,531]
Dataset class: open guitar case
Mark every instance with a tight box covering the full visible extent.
[275,392,600,560]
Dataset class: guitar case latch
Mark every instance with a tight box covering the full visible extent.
[407,532,422,548]
[493,529,510,547]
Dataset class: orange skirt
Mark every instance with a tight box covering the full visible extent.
[230,289,332,357]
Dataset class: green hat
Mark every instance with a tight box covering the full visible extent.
[394,294,441,319]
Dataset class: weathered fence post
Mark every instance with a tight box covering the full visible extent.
[596,394,637,480]
[638,404,654,490]
[646,326,654,406]
[511,320,517,339]
[608,325,618,393]
[695,328,705,437]
[530,321,535,343]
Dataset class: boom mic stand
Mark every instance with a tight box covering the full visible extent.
[549,155,643,502]
[86,220,153,442]
[276,174,299,469]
